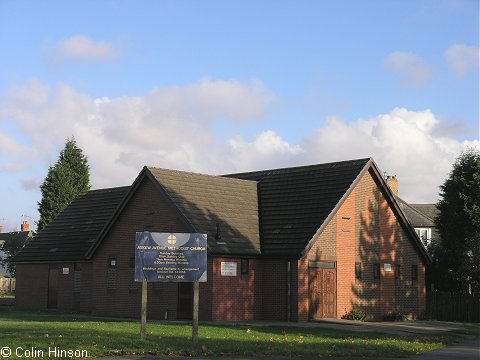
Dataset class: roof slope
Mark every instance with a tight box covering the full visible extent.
[0,231,32,249]
[14,187,130,263]
[225,158,371,255]
[147,167,260,255]
[395,197,437,227]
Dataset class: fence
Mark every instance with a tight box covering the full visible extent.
[0,277,15,293]
[427,291,480,323]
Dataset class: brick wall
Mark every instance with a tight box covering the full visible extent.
[353,169,426,319]
[212,257,261,321]
[299,168,427,320]
[336,188,356,318]
[92,176,210,320]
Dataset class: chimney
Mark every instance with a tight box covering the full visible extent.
[386,175,398,196]
[21,220,30,232]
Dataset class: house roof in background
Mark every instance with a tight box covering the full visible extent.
[225,158,371,255]
[147,167,260,255]
[0,231,32,249]
[395,196,437,228]
[14,187,130,263]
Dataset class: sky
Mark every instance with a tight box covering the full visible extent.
[0,0,478,232]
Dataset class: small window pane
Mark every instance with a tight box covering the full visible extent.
[309,261,336,268]
[241,259,249,275]
[373,263,381,280]
[395,264,401,279]
[108,258,117,268]
[411,265,418,281]
[355,263,362,279]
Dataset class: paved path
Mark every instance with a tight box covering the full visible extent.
[409,336,479,360]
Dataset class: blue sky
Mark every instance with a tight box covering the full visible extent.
[0,0,478,231]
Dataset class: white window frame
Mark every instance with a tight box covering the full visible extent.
[414,227,432,246]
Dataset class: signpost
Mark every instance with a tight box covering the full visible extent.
[135,232,207,342]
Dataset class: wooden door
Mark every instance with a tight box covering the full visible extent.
[177,283,193,319]
[47,268,58,309]
[323,268,337,318]
[310,268,337,319]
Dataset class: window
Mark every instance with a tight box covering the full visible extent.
[373,263,381,280]
[395,264,401,280]
[129,257,140,293]
[241,259,249,275]
[309,261,336,268]
[415,228,432,247]
[107,257,117,291]
[355,262,362,280]
[74,266,82,294]
[411,265,418,281]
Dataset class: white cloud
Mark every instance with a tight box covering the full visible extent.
[444,44,479,77]
[21,178,43,190]
[57,35,116,61]
[226,130,304,171]
[384,52,432,85]
[0,78,274,188]
[1,79,476,206]
[301,107,477,202]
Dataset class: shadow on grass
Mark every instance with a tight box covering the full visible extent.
[0,316,453,358]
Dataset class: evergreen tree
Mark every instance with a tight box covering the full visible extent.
[431,149,480,297]
[37,138,90,232]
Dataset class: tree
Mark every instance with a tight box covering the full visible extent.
[37,138,90,232]
[432,149,480,297]
[0,233,32,277]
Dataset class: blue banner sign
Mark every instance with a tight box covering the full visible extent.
[135,232,207,282]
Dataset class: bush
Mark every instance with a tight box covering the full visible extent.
[383,312,407,321]
[341,309,368,321]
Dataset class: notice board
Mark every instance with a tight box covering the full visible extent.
[135,232,207,282]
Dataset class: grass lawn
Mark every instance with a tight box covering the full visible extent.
[0,307,476,359]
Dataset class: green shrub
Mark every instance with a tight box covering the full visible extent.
[383,312,407,321]
[341,309,368,321]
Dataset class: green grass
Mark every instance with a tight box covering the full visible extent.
[0,307,474,359]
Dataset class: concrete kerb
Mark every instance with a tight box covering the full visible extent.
[209,319,469,336]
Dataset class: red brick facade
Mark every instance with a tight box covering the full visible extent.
[15,166,427,321]
[295,168,426,321]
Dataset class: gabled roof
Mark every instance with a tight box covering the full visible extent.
[146,167,260,255]
[225,158,371,255]
[14,187,130,263]
[395,197,437,228]
[15,158,430,264]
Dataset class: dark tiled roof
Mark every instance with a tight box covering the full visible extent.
[14,187,130,263]
[395,197,437,227]
[225,158,371,255]
[147,167,260,255]
[0,231,32,250]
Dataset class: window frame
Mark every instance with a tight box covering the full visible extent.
[373,263,381,280]
[355,262,362,280]
[241,258,249,275]
[411,264,418,281]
